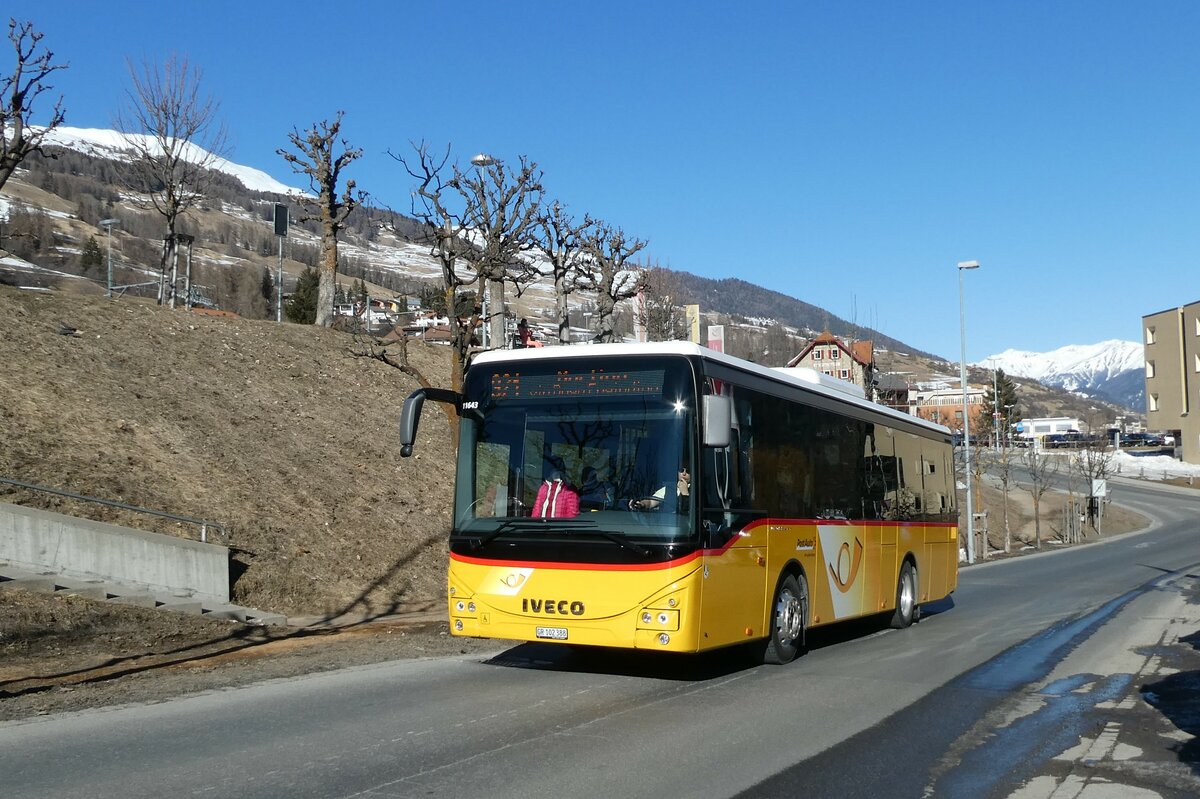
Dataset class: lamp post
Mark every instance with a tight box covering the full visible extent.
[992,361,1000,450]
[100,218,120,298]
[958,259,981,564]
[469,152,499,348]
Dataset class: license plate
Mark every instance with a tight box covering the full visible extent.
[535,626,569,640]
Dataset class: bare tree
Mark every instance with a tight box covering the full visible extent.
[0,19,66,193]
[278,112,365,327]
[640,263,689,342]
[116,54,228,306]
[580,222,648,343]
[1020,444,1059,549]
[992,439,1016,553]
[454,155,543,347]
[969,443,992,559]
[391,141,476,413]
[1074,434,1113,536]
[536,201,593,345]
[1058,448,1083,544]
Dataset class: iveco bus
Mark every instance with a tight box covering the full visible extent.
[399,342,956,663]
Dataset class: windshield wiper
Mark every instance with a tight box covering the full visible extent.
[586,528,654,557]
[460,518,654,557]
[461,518,542,549]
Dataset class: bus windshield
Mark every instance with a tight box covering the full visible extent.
[454,356,697,544]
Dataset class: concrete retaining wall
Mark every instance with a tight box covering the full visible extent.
[0,503,229,602]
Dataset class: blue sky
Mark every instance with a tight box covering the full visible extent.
[21,1,1197,361]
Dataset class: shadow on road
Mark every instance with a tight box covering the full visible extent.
[482,597,957,682]
[1141,628,1200,775]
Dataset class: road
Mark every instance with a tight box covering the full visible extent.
[2,478,1198,799]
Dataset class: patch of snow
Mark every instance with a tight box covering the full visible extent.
[1111,451,1200,480]
[37,126,307,197]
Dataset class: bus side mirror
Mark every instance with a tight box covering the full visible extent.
[703,395,731,448]
[399,387,462,457]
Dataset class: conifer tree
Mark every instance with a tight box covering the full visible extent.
[80,235,103,276]
[983,369,1020,445]
[284,266,319,324]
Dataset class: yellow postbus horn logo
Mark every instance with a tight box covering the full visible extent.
[829,538,864,593]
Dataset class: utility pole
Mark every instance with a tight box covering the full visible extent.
[274,203,289,322]
[100,218,121,298]
[992,364,1000,450]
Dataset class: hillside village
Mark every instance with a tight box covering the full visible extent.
[0,129,1143,426]
[0,137,1163,626]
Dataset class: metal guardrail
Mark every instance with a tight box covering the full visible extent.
[0,476,226,542]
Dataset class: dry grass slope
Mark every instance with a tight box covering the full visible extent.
[0,286,458,617]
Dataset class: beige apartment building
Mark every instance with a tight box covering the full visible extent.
[1143,301,1200,464]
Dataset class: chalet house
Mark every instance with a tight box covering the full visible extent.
[787,331,876,400]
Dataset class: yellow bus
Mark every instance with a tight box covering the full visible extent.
[400,342,957,664]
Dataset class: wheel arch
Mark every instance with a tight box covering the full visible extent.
[764,558,810,634]
[899,550,920,600]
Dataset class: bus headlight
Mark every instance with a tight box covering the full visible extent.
[658,633,670,645]
[455,600,466,612]
[637,608,679,631]
[454,620,464,631]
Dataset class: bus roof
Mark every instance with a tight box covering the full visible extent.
[469,342,951,437]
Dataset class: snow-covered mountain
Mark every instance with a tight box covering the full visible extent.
[976,340,1144,411]
[38,126,304,196]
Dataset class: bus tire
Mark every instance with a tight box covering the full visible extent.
[890,560,918,629]
[762,573,807,665]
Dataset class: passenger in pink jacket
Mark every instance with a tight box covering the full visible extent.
[532,475,580,518]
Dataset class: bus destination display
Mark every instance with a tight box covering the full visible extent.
[490,368,665,400]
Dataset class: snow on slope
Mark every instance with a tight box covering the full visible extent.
[976,340,1143,383]
[977,340,1144,409]
[39,126,305,196]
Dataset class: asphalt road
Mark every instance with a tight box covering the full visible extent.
[2,477,1197,799]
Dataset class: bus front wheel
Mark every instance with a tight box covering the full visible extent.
[890,561,919,629]
[762,573,807,665]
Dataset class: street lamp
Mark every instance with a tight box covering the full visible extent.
[958,259,980,564]
[469,152,500,347]
[100,218,121,298]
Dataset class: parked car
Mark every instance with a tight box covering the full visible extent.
[1122,432,1164,447]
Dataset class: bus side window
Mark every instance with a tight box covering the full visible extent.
[731,397,754,507]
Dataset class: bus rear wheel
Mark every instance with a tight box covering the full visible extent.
[762,573,807,665]
[890,561,919,629]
